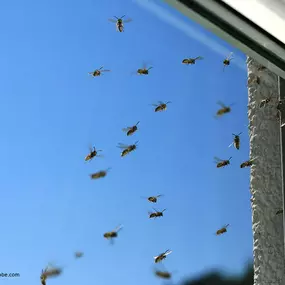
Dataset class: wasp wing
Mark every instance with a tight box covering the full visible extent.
[195,56,203,60]
[226,52,233,60]
[163,250,172,256]
[214,157,223,162]
[117,143,130,149]
[122,127,132,132]
[228,142,234,148]
[114,224,123,232]
[101,69,111,72]
[123,18,132,23]
[217,101,226,107]
[108,19,117,23]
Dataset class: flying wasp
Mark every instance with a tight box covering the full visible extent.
[240,157,258,168]
[149,208,166,219]
[108,15,132,32]
[151,101,171,112]
[85,146,103,162]
[154,270,173,279]
[229,133,242,150]
[182,56,203,65]
[136,63,153,75]
[88,67,110,77]
[214,157,232,168]
[154,249,172,263]
[215,101,233,117]
[117,142,138,157]
[122,121,140,136]
[223,52,234,71]
[75,251,84,258]
[216,224,230,235]
[141,194,163,203]
[40,264,62,285]
[104,225,123,244]
[90,168,111,180]
[276,209,283,216]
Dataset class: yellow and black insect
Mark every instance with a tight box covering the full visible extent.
[136,63,153,75]
[276,209,283,216]
[223,52,234,71]
[108,15,132,32]
[40,265,62,285]
[260,94,273,108]
[90,168,111,180]
[182,56,203,65]
[104,225,123,244]
[154,249,172,263]
[240,157,257,168]
[122,121,140,136]
[75,251,84,258]
[229,133,242,150]
[141,195,163,203]
[117,142,138,157]
[151,101,171,112]
[88,67,110,77]
[149,208,166,219]
[216,224,229,235]
[215,101,233,117]
[154,270,172,279]
[214,157,232,168]
[85,146,103,162]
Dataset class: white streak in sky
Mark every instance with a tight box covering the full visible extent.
[133,0,246,71]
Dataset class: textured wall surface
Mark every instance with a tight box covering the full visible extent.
[247,57,284,285]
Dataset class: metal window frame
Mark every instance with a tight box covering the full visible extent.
[163,0,285,253]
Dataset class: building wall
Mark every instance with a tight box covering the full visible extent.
[247,57,284,285]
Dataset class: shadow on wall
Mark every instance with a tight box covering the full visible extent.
[182,264,253,285]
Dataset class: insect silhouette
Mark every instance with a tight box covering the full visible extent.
[104,225,123,244]
[122,121,140,136]
[151,101,171,112]
[85,146,103,162]
[214,157,232,168]
[276,209,283,215]
[223,52,234,71]
[149,208,166,219]
[260,94,273,108]
[136,63,153,75]
[216,224,230,235]
[141,195,163,203]
[88,67,110,77]
[40,265,62,285]
[247,75,260,86]
[117,142,138,157]
[215,101,233,117]
[90,168,111,180]
[240,157,258,168]
[182,56,203,65]
[75,251,84,258]
[229,133,242,150]
[154,270,172,279]
[154,249,172,263]
[108,15,132,32]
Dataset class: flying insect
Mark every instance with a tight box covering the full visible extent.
[141,195,163,203]
[223,52,234,71]
[151,101,171,112]
[229,133,242,150]
[90,168,111,180]
[182,56,203,65]
[276,209,283,215]
[154,249,172,263]
[215,101,233,117]
[117,142,138,157]
[75,251,84,258]
[260,94,273,108]
[108,15,132,32]
[214,157,232,168]
[85,146,103,162]
[136,63,153,75]
[216,224,230,235]
[104,225,123,243]
[240,157,258,168]
[40,264,62,285]
[122,121,140,136]
[154,270,172,279]
[149,208,166,219]
[88,67,110,77]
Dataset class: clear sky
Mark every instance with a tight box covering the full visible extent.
[0,0,252,284]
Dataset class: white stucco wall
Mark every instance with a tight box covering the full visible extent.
[247,57,284,285]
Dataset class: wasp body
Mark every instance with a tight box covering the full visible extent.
[260,95,272,108]
[223,52,234,71]
[90,168,111,180]
[216,224,229,235]
[152,101,171,112]
[104,225,123,243]
[154,270,172,279]
[154,249,172,263]
[137,65,153,75]
[88,67,110,77]
[215,101,233,117]
[85,146,102,161]
[40,265,62,285]
[123,121,140,136]
[142,195,163,203]
[214,157,232,168]
[229,133,242,150]
[117,142,138,157]
[149,208,166,219]
[182,56,203,65]
[75,251,84,258]
[240,157,257,168]
[108,15,132,32]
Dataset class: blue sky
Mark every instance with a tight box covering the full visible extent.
[0,0,252,284]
